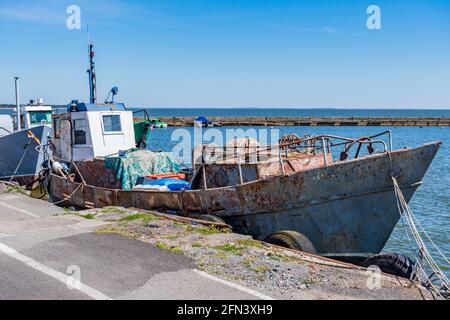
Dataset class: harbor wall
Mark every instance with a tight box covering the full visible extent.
[157,116,450,127]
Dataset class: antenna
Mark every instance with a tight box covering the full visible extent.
[87,26,97,104]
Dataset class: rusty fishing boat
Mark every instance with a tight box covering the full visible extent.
[42,43,442,265]
[44,94,441,258]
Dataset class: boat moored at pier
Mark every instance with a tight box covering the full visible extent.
[45,111,441,258]
[42,41,442,262]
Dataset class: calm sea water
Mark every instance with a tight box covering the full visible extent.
[148,122,449,275]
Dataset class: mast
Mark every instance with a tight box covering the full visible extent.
[87,28,97,104]
[14,77,21,131]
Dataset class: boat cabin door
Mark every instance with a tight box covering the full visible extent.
[60,119,72,161]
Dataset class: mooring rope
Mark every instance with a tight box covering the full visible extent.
[392,177,449,299]
[31,144,89,205]
[51,183,84,206]
[34,145,87,185]
[8,139,32,183]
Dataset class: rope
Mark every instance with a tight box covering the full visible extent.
[34,145,87,185]
[51,182,83,206]
[32,144,88,205]
[8,140,32,183]
[392,177,449,299]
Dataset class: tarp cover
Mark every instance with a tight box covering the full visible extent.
[105,149,181,190]
[195,116,211,124]
[135,177,191,191]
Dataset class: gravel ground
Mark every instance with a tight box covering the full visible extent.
[72,206,436,300]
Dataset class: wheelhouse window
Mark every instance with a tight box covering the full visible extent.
[102,115,122,132]
[30,111,52,124]
[73,119,87,145]
[53,118,61,138]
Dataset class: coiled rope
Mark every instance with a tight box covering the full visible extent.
[392,177,449,300]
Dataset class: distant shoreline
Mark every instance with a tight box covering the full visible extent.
[1,104,450,110]
[2,105,450,119]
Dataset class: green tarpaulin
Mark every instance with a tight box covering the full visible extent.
[105,149,181,190]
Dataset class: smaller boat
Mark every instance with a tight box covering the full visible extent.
[194,116,221,128]
[133,109,168,149]
[133,110,167,128]
[0,97,53,186]
[17,99,53,130]
[149,118,168,129]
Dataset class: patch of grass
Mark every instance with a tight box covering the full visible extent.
[99,207,129,215]
[3,186,27,195]
[4,187,15,193]
[119,213,157,222]
[236,239,265,249]
[155,242,183,254]
[252,265,270,273]
[63,207,79,215]
[213,243,243,255]
[81,213,96,219]
[191,242,203,248]
[242,259,253,269]
[170,247,183,254]
[173,221,186,228]
[301,277,317,286]
[214,251,228,259]
[96,227,122,234]
[162,234,180,240]
[186,225,224,235]
[268,252,298,263]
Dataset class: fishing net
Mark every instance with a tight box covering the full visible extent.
[105,149,181,190]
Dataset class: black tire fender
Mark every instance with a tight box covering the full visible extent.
[361,253,414,279]
[264,230,317,254]
[197,215,232,233]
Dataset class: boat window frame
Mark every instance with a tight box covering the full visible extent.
[29,111,52,125]
[20,114,26,129]
[53,117,62,138]
[73,119,87,145]
[101,113,123,135]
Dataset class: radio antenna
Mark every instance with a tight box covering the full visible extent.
[87,25,97,104]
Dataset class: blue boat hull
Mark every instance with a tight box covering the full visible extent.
[0,126,51,184]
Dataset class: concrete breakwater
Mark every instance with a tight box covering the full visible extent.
[158,116,450,127]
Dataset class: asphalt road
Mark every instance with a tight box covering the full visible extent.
[0,190,270,300]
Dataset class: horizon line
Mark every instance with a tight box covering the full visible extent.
[1,105,450,110]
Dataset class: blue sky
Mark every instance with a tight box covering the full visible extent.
[0,0,449,108]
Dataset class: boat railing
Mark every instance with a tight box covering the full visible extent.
[132,109,151,121]
[198,131,392,163]
[195,130,393,188]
